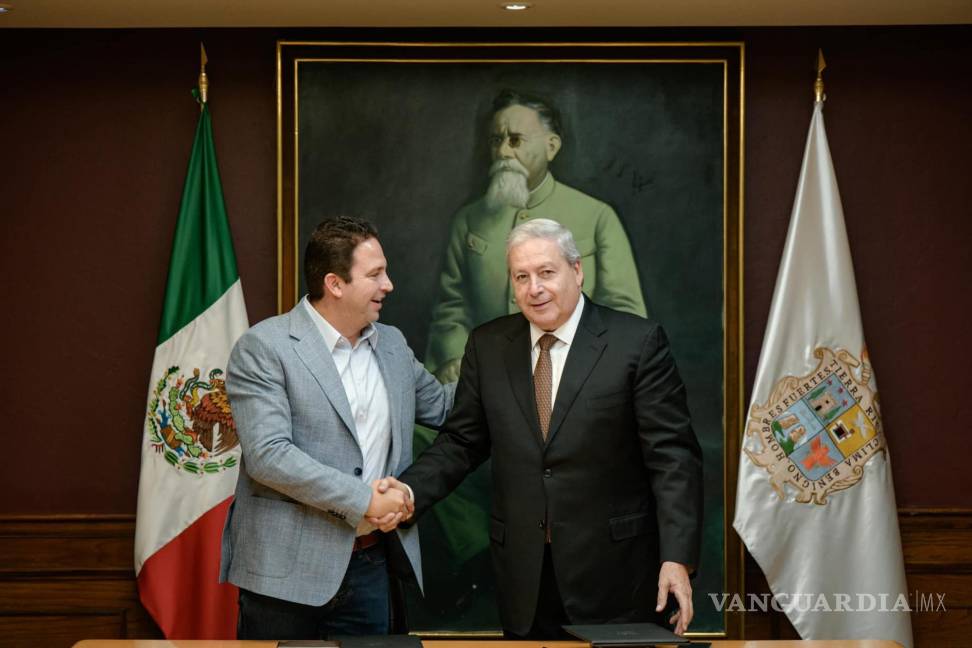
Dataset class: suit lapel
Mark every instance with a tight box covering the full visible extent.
[371,329,403,472]
[503,318,544,448]
[290,304,359,444]
[546,300,607,446]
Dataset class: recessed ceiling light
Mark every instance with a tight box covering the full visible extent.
[0,4,14,14]
[501,2,532,10]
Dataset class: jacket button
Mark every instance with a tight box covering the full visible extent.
[353,467,363,476]
[543,469,552,478]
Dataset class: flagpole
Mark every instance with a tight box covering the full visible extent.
[199,43,209,109]
[814,49,826,103]
[734,45,913,647]
[135,40,246,638]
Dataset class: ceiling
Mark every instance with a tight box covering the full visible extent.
[1,0,971,28]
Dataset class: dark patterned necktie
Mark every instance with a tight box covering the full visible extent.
[534,334,557,441]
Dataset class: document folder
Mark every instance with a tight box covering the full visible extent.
[563,622,689,646]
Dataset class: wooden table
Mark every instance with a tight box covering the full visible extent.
[72,639,904,648]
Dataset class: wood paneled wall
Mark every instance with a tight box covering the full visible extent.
[1,512,969,647]
[0,516,161,648]
[743,511,972,646]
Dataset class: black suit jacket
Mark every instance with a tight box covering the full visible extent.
[402,299,703,634]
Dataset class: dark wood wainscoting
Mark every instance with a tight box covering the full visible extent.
[743,510,972,646]
[0,516,161,648]
[0,511,969,647]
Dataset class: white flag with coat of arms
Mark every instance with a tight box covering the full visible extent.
[733,97,912,647]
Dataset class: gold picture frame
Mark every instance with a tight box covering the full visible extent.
[277,40,744,638]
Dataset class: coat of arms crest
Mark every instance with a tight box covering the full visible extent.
[744,347,885,505]
[145,366,240,475]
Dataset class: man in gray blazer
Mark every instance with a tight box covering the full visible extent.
[220,216,454,639]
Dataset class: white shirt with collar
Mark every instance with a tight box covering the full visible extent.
[302,296,391,529]
[529,293,585,403]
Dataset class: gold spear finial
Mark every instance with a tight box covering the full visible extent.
[199,43,209,109]
[814,49,827,103]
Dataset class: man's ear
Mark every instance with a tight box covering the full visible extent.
[572,259,584,287]
[323,272,343,298]
[546,133,562,162]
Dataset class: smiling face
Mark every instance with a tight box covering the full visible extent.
[508,237,583,332]
[331,237,393,336]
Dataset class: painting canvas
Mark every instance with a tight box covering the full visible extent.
[278,41,743,637]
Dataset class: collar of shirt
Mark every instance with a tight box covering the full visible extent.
[529,293,585,351]
[301,296,390,538]
[301,295,378,352]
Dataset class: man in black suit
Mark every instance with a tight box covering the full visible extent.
[387,218,702,637]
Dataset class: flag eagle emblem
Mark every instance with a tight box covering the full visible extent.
[146,365,240,475]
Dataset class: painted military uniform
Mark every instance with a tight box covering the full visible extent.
[426,174,647,374]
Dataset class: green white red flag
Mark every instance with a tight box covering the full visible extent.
[135,95,248,639]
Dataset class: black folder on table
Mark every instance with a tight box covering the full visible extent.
[329,635,424,648]
[563,622,689,646]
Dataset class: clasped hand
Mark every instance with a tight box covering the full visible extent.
[364,476,413,532]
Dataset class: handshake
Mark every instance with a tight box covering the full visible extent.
[364,476,414,532]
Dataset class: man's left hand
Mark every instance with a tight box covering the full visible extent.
[656,561,693,635]
[366,476,414,532]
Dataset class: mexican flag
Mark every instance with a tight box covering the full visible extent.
[134,95,248,639]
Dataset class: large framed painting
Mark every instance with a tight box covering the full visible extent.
[277,40,744,638]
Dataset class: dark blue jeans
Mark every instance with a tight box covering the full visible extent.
[237,542,390,640]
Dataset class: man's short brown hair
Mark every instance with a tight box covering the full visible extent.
[304,216,379,300]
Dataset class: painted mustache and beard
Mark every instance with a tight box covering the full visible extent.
[485,158,532,211]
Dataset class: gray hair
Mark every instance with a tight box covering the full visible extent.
[506,218,581,264]
[492,89,563,139]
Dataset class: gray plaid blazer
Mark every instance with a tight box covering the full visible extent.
[219,302,453,605]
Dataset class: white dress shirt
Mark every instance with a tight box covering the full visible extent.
[302,297,391,530]
[529,294,585,403]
